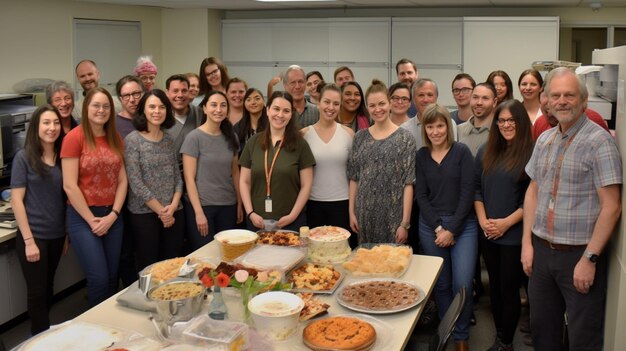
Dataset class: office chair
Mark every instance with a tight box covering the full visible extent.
[428,287,466,351]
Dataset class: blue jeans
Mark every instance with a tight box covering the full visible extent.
[67,205,123,306]
[419,215,477,341]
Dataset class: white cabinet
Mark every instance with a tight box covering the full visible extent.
[221,16,559,105]
[0,239,84,326]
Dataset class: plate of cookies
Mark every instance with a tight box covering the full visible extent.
[335,278,426,314]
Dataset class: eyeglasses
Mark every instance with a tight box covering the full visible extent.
[452,87,472,95]
[206,68,220,77]
[288,80,305,87]
[89,103,111,111]
[496,118,516,126]
[391,96,410,103]
[120,91,143,101]
[52,96,73,105]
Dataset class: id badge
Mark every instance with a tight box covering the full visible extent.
[548,197,554,211]
[265,196,273,213]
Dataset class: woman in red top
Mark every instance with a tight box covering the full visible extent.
[61,87,127,306]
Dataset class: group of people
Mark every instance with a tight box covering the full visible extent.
[11,55,621,351]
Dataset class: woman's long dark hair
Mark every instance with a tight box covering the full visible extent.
[25,105,65,177]
[236,88,267,144]
[482,99,534,178]
[200,90,239,154]
[340,81,370,119]
[260,91,301,152]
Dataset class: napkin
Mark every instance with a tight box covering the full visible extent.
[116,282,157,313]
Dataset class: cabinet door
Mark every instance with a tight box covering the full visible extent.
[392,18,463,107]
[0,250,12,324]
[7,249,27,318]
[463,17,559,100]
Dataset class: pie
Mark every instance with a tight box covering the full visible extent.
[342,245,412,277]
[303,316,376,351]
[290,263,341,291]
[257,231,302,246]
[297,293,330,321]
[340,280,420,310]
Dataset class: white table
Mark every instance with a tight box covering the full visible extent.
[75,241,443,351]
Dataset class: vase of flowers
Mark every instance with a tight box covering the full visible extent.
[198,267,291,323]
[199,271,231,320]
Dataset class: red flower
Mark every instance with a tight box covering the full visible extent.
[200,274,214,288]
[216,272,230,288]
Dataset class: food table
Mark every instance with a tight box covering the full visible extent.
[74,240,443,351]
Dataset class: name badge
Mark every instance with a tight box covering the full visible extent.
[265,196,273,213]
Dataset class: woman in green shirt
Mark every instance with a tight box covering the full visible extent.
[239,91,315,231]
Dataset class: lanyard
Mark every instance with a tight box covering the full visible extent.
[264,140,283,197]
[546,128,579,237]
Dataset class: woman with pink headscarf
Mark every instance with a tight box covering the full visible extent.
[134,56,158,92]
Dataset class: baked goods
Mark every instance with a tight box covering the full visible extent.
[257,230,302,246]
[303,316,376,351]
[214,230,258,261]
[297,293,330,321]
[340,280,420,311]
[148,257,188,283]
[149,281,204,301]
[290,263,342,291]
[342,244,412,277]
[307,226,351,263]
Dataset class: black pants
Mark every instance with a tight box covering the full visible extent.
[529,235,607,351]
[481,239,523,344]
[118,204,137,288]
[306,199,356,247]
[128,210,185,272]
[16,234,65,335]
[185,203,237,251]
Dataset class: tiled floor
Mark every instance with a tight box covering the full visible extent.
[1,273,534,351]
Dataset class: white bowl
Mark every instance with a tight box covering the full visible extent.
[248,291,304,341]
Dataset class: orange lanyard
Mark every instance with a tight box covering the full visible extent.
[546,129,579,236]
[264,140,283,197]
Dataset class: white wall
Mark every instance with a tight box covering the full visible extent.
[160,9,225,80]
[0,0,223,94]
[0,0,162,93]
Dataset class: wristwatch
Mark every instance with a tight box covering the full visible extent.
[583,250,599,263]
[400,222,411,230]
[434,225,443,234]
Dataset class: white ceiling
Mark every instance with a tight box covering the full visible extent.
[76,0,626,11]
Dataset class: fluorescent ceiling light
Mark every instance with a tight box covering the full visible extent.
[256,0,336,2]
